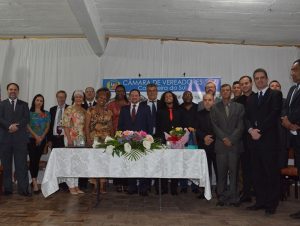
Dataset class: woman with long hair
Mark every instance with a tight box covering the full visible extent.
[107,85,130,192]
[62,90,86,195]
[156,91,183,195]
[27,94,50,193]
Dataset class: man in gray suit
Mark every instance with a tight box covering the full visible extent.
[0,83,30,196]
[210,84,244,206]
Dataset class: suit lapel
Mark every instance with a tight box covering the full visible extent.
[291,86,300,105]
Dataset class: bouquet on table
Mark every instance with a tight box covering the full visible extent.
[93,130,162,161]
[164,127,190,149]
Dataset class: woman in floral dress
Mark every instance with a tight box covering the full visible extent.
[85,88,113,193]
[62,90,86,195]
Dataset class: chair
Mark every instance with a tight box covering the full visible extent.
[280,148,299,200]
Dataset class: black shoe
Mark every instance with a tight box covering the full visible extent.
[180,188,187,193]
[171,190,178,196]
[239,195,252,203]
[4,191,13,196]
[140,191,148,196]
[290,211,300,219]
[216,201,225,206]
[197,193,205,199]
[127,190,137,195]
[229,202,240,207]
[246,204,265,211]
[265,208,276,216]
[33,190,41,195]
[19,191,32,197]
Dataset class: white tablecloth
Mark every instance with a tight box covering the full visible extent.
[41,148,211,200]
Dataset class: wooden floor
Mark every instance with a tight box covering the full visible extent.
[0,186,300,226]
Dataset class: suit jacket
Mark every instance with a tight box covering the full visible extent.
[82,100,96,110]
[245,88,282,150]
[210,100,244,154]
[0,99,30,144]
[118,103,153,134]
[156,106,183,143]
[140,100,162,134]
[195,108,215,151]
[283,84,300,127]
[47,104,69,142]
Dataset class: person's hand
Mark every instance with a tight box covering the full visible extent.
[188,127,195,132]
[281,116,291,129]
[223,137,232,147]
[249,128,261,140]
[35,136,43,145]
[204,135,214,146]
[47,141,52,149]
[8,123,19,133]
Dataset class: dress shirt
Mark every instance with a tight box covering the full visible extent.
[53,104,66,136]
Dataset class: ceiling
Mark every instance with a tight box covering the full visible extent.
[0,0,299,46]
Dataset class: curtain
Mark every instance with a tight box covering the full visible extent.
[0,38,101,109]
[0,37,299,109]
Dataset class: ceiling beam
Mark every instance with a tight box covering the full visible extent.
[68,0,106,57]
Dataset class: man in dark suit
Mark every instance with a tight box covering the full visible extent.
[118,89,153,195]
[82,87,96,110]
[281,59,300,219]
[245,68,282,215]
[140,83,161,192]
[0,83,30,196]
[47,90,68,149]
[210,84,244,206]
[235,75,255,203]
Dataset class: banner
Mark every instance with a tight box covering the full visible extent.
[103,77,221,103]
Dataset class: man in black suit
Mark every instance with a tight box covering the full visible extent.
[47,90,68,149]
[281,59,300,219]
[196,93,217,198]
[82,87,96,110]
[118,89,153,195]
[0,83,30,196]
[235,75,255,203]
[140,83,161,192]
[245,68,282,215]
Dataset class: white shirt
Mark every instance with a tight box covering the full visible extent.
[9,98,17,111]
[257,86,268,96]
[147,99,157,114]
[53,104,66,136]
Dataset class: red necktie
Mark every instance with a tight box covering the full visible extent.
[132,104,136,121]
[168,108,173,121]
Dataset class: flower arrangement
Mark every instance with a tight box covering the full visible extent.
[93,130,162,161]
[164,127,190,149]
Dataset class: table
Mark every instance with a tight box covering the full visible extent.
[41,148,212,201]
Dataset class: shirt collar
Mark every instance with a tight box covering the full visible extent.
[258,86,268,95]
[9,98,17,103]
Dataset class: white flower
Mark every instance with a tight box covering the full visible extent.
[143,140,151,150]
[124,143,132,153]
[145,135,154,143]
[106,145,115,154]
[104,136,114,143]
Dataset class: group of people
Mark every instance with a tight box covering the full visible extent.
[0,59,299,219]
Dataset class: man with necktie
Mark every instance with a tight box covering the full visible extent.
[281,59,300,219]
[0,83,31,196]
[118,89,153,196]
[210,84,244,207]
[245,68,282,215]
